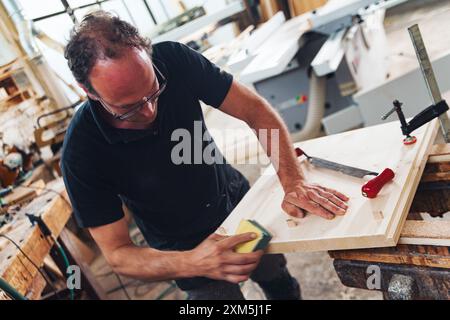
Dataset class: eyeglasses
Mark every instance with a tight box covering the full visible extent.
[97,62,167,121]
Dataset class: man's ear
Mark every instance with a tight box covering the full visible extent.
[77,82,99,101]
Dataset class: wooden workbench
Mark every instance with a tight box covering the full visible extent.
[220,116,440,253]
[0,178,72,300]
[329,144,450,300]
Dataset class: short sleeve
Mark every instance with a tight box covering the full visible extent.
[171,42,233,108]
[61,155,124,228]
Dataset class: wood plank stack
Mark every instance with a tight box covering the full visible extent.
[259,0,282,21]
[259,0,327,21]
[0,179,72,300]
[288,0,327,17]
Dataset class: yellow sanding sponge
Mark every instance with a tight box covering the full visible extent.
[234,219,272,253]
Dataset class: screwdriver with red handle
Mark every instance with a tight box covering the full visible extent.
[295,147,395,199]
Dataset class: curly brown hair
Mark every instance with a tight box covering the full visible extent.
[64,10,152,94]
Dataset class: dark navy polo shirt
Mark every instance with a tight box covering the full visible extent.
[61,41,249,253]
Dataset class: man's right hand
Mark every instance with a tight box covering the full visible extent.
[187,232,264,284]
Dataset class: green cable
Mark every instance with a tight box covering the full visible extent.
[0,277,27,300]
[155,281,177,300]
[53,238,75,300]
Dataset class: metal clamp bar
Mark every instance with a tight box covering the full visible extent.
[408,24,450,142]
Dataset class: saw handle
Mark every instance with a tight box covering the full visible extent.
[361,169,395,199]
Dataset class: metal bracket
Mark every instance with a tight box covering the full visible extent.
[382,24,450,143]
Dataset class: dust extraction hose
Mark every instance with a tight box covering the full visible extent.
[291,72,327,142]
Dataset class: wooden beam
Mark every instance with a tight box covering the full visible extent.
[427,143,450,163]
[1,180,45,209]
[59,228,96,266]
[329,245,450,269]
[429,143,450,156]
[399,221,450,246]
[24,273,47,300]
[421,171,450,182]
[385,118,440,245]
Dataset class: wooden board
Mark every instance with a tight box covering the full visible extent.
[0,178,71,300]
[329,245,450,269]
[59,228,96,265]
[288,0,327,16]
[260,0,281,21]
[220,118,440,253]
[397,146,450,246]
[399,220,450,246]
[1,180,45,209]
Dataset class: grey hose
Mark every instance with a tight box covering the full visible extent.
[291,72,327,142]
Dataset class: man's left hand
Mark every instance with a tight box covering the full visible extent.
[282,181,350,220]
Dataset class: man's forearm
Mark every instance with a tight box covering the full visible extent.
[248,99,304,191]
[108,244,195,281]
[220,80,349,219]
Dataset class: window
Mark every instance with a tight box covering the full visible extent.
[34,14,74,44]
[123,0,156,34]
[67,0,99,7]
[101,0,134,25]
[74,4,102,22]
[145,0,169,24]
[17,0,65,20]
[15,0,232,103]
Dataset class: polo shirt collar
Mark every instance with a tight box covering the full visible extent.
[88,99,158,144]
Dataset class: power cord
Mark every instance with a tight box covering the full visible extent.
[0,277,27,300]
[20,184,131,300]
[13,183,174,300]
[51,235,74,300]
[114,273,131,300]
[39,185,140,300]
[0,183,73,300]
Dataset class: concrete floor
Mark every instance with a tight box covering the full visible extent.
[90,0,450,300]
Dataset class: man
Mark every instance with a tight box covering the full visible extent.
[61,11,349,300]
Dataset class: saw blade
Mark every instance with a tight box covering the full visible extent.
[309,157,379,178]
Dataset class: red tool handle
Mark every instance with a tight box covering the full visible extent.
[361,168,395,199]
[295,147,304,157]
